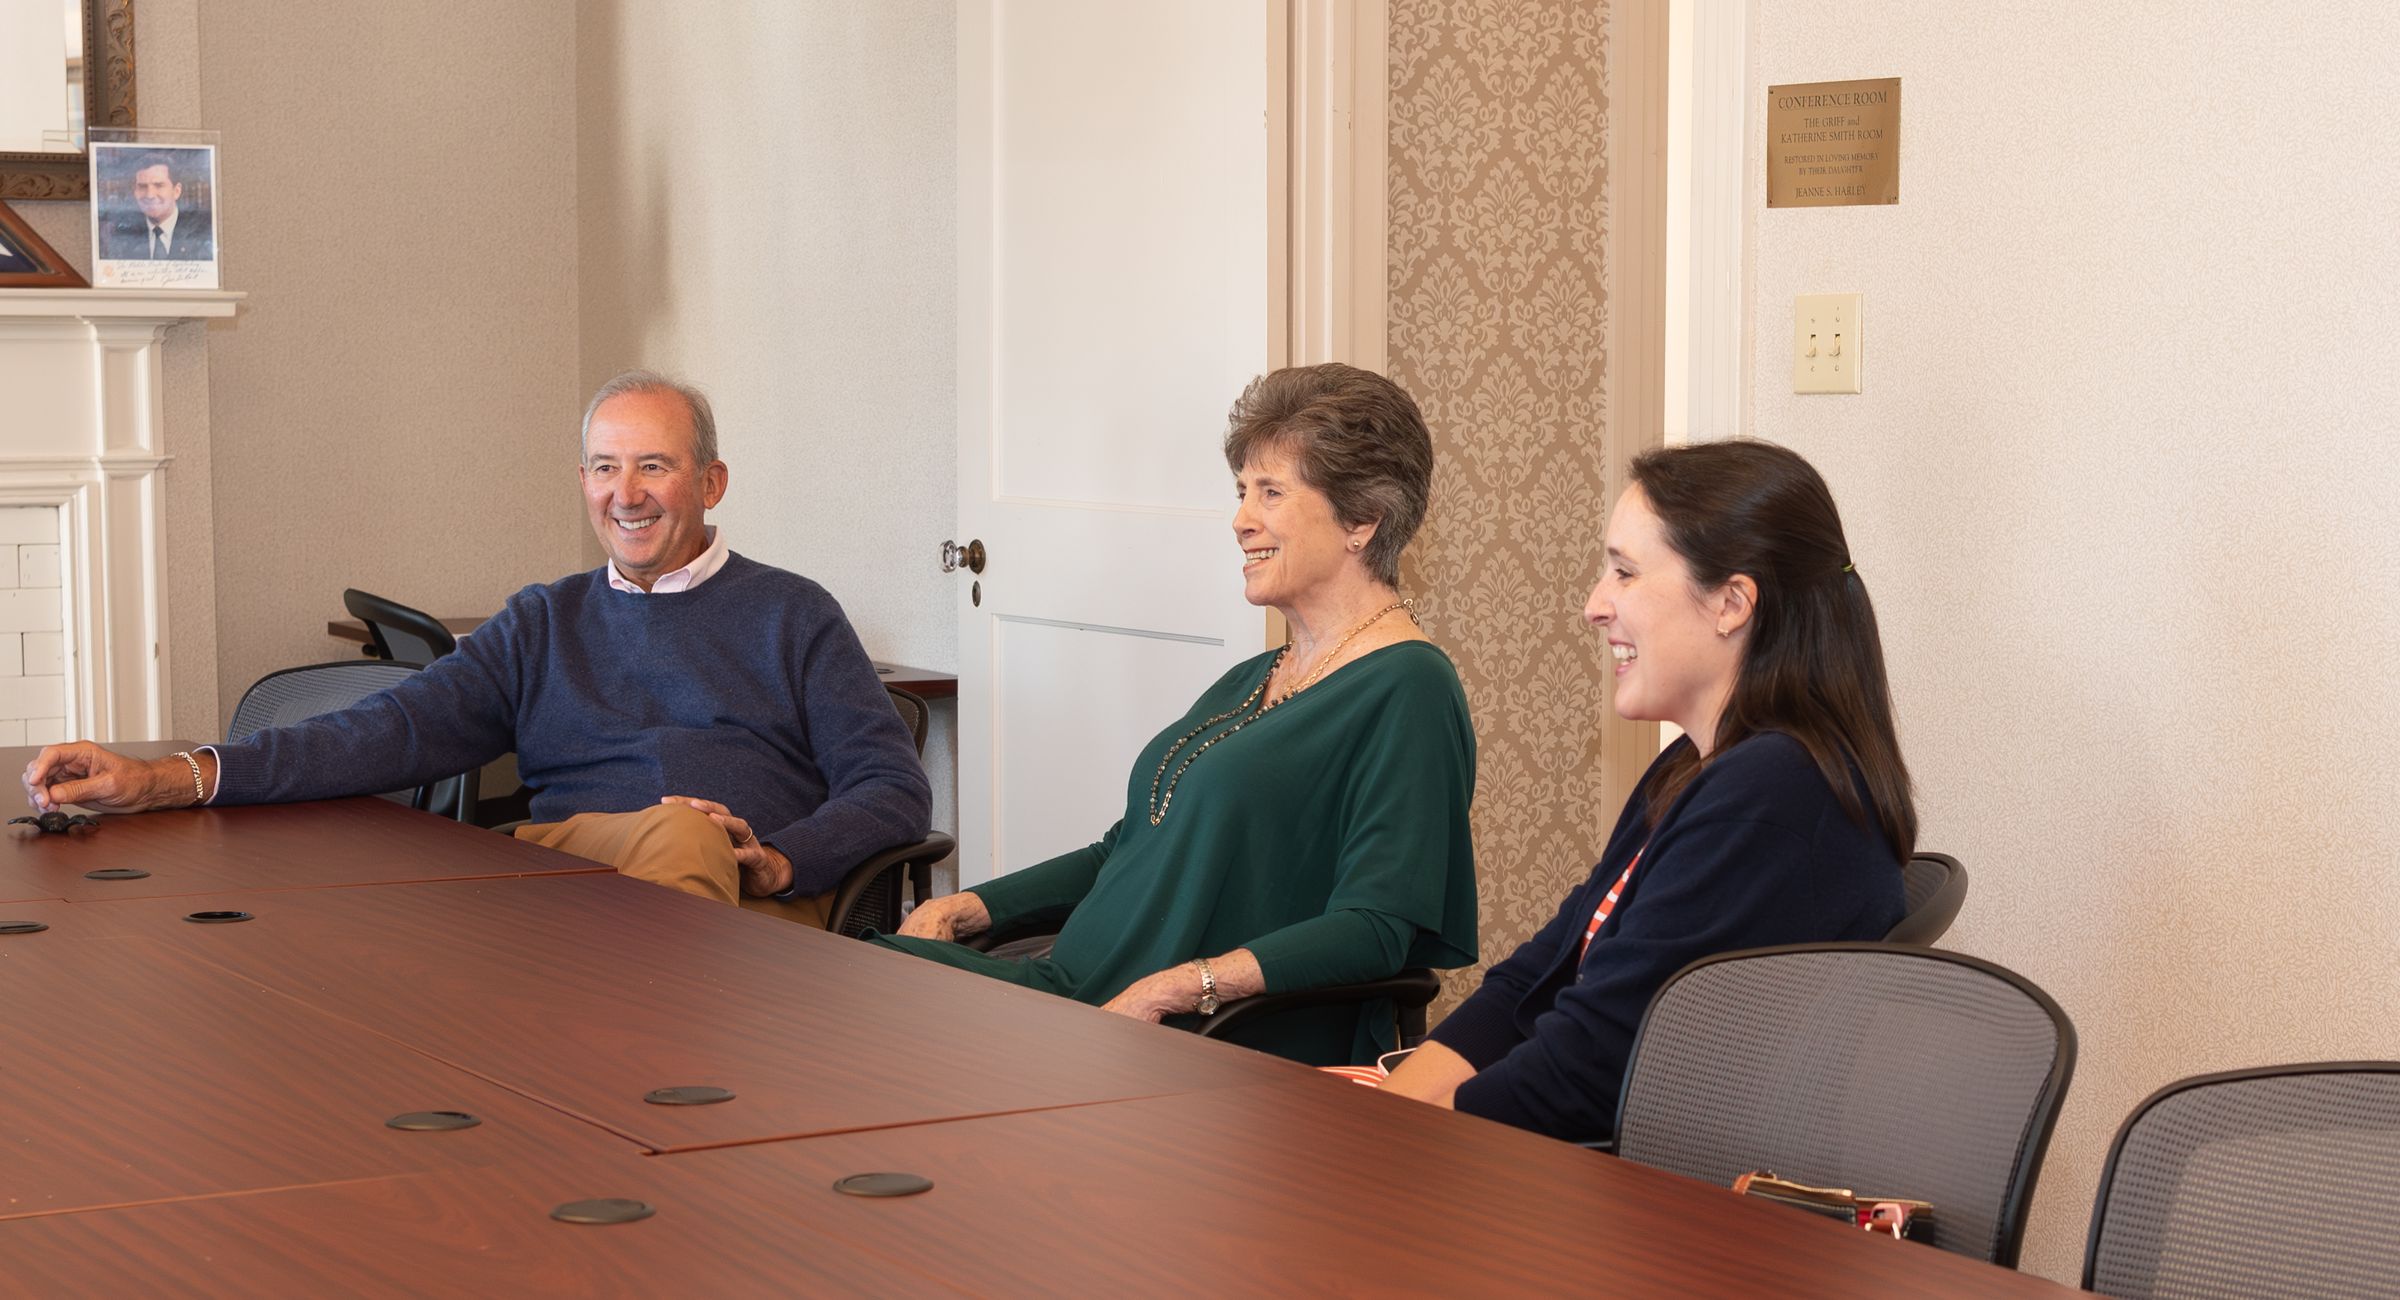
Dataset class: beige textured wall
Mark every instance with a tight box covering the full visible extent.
[1749,0,2400,1281]
[576,2,959,855]
[1387,0,1624,1010]
[193,1,586,721]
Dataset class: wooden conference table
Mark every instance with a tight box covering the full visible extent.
[0,746,2080,1297]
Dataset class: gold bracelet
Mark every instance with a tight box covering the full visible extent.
[170,750,206,806]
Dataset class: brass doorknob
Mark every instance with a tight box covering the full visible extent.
[940,539,987,575]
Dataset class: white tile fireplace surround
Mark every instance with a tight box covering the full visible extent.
[0,289,240,742]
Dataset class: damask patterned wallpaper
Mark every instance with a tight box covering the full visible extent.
[1386,0,1619,1014]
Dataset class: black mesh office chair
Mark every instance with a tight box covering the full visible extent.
[1204,851,1966,1049]
[885,685,930,752]
[968,915,1441,1054]
[341,592,521,825]
[965,926,1442,1051]
[1613,942,2075,1267]
[979,852,1958,1053]
[1196,968,1442,1048]
[749,684,956,939]
[342,588,457,665]
[228,661,475,820]
[1886,851,1968,945]
[822,832,958,938]
[880,685,941,921]
[1210,853,1967,1047]
[1206,852,1965,1052]
[2084,1062,2400,1300]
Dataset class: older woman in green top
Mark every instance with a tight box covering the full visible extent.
[882,363,1477,1066]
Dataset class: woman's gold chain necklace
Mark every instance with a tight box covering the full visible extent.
[1145,599,1415,826]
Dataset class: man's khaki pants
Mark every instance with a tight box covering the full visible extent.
[514,803,836,928]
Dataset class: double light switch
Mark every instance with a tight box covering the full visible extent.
[1793,293,1862,394]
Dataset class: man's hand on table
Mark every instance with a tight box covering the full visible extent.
[658,795,793,896]
[23,742,213,814]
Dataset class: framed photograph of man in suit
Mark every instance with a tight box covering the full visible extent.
[87,131,222,289]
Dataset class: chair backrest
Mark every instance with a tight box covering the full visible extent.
[1885,851,1968,945]
[228,660,467,818]
[342,588,458,666]
[1614,942,2075,1267]
[2084,1062,2400,1300]
[885,685,929,756]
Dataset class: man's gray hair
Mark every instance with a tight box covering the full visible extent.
[579,369,720,467]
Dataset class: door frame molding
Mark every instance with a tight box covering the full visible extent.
[1269,0,1387,376]
[1667,0,1749,444]
[1264,0,1387,649]
[1605,0,1672,803]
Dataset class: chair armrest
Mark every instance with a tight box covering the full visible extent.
[473,786,534,829]
[1885,852,1969,946]
[826,833,957,937]
[959,920,1061,960]
[1195,968,1442,1041]
[961,913,1063,955]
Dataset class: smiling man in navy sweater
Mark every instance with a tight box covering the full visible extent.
[23,370,931,921]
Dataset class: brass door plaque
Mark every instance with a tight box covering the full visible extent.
[1768,78,1900,207]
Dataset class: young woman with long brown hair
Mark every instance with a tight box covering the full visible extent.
[1365,439,1913,1142]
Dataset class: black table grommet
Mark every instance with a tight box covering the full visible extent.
[551,1198,655,1225]
[183,910,254,924]
[833,1173,934,1198]
[643,1086,735,1106]
[385,1111,482,1132]
[0,921,49,935]
[84,868,151,881]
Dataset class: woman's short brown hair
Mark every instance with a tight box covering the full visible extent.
[1221,364,1433,587]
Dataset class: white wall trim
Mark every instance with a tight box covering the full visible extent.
[0,291,239,742]
[1270,0,1387,373]
[1266,0,1386,652]
[1668,0,1748,444]
[0,289,242,320]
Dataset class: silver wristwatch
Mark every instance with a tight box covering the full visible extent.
[1192,957,1220,1015]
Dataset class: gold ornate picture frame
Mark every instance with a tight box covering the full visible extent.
[0,0,139,201]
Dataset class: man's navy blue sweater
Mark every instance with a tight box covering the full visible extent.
[215,554,932,894]
[1431,731,1903,1142]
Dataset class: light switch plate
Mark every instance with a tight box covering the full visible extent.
[1793,293,1862,394]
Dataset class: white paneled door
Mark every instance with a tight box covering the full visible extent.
[952,1,1275,886]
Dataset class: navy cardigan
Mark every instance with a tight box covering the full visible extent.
[1430,731,1904,1143]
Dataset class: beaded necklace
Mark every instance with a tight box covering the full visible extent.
[1144,600,1414,826]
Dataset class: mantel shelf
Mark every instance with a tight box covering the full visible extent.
[0,288,244,321]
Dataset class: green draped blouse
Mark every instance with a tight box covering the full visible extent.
[874,640,1479,1065]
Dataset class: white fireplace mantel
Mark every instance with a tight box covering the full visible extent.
[0,288,242,741]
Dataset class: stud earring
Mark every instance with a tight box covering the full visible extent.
[1349,539,1363,552]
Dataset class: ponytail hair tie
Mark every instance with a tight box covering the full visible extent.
[1841,563,1856,574]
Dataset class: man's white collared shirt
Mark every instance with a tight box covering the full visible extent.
[608,525,730,595]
